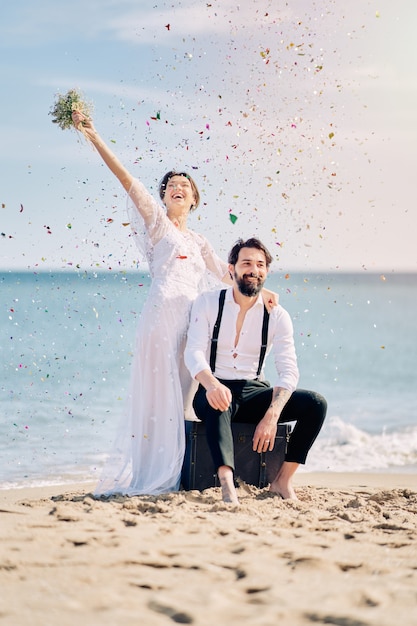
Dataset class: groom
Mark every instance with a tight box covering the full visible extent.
[184,237,326,504]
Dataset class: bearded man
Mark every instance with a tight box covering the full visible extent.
[184,237,327,504]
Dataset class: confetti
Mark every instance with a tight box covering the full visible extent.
[229,214,238,224]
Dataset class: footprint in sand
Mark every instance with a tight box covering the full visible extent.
[148,599,194,624]
[304,612,369,626]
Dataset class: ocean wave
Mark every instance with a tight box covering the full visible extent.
[304,416,417,472]
[1,416,416,490]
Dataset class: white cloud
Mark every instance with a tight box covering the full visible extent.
[2,0,294,47]
[108,2,294,45]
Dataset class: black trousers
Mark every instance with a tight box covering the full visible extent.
[192,379,327,471]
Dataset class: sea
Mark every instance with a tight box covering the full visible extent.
[1,270,416,490]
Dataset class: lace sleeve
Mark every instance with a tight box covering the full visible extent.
[126,178,168,266]
[200,233,228,279]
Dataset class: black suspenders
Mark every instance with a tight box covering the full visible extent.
[209,289,227,372]
[209,289,270,378]
[258,305,270,378]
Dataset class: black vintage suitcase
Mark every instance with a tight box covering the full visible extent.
[181,420,291,491]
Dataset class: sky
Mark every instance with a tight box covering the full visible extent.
[1,0,416,273]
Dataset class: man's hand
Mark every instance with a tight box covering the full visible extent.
[206,384,232,412]
[252,387,291,453]
[195,370,232,412]
[252,412,278,453]
[261,287,278,313]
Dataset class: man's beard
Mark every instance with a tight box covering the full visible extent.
[235,272,264,297]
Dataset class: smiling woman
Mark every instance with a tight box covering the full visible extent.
[159,171,201,213]
[65,110,231,496]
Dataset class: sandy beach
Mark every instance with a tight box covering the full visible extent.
[0,473,415,626]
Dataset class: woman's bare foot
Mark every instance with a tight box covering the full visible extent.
[269,461,300,500]
[218,465,239,505]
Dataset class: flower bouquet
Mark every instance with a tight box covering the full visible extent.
[49,89,93,138]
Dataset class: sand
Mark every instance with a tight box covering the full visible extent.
[0,473,416,626]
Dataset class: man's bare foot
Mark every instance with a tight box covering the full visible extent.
[269,461,300,500]
[218,466,240,505]
[269,478,298,500]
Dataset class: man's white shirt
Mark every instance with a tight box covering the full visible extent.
[184,287,300,391]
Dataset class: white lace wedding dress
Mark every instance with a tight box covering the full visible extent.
[94,179,227,496]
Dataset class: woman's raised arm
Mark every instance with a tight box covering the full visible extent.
[72,112,133,192]
[71,112,155,225]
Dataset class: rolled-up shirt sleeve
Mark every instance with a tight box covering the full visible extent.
[184,293,213,379]
[270,307,300,392]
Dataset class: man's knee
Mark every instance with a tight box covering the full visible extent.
[314,393,327,425]
[304,390,327,431]
[288,389,327,423]
[306,390,327,416]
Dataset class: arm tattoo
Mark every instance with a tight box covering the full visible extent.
[270,387,292,414]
